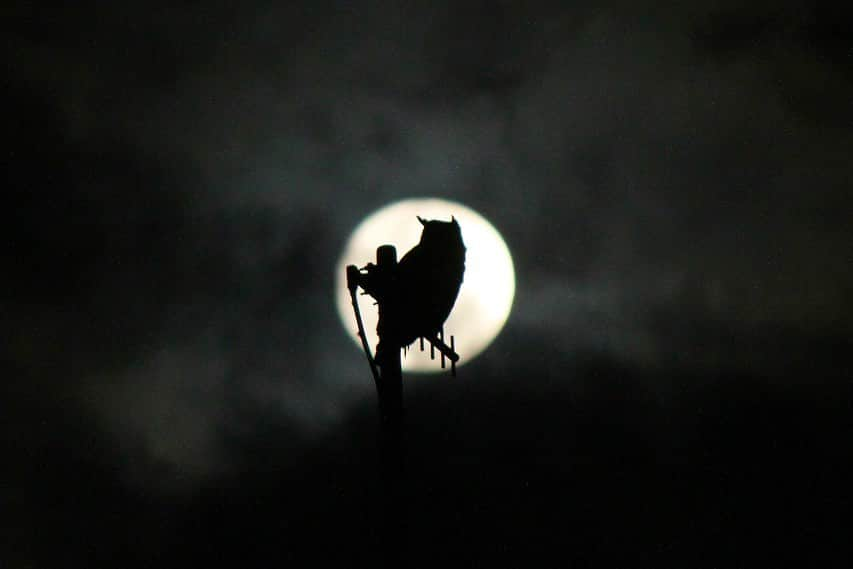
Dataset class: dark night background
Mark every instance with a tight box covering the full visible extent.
[4,2,852,567]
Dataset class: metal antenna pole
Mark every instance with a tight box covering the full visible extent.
[372,244,405,568]
[373,245,403,437]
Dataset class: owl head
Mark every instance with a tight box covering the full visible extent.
[416,215,464,250]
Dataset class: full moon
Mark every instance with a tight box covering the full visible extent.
[335,198,515,373]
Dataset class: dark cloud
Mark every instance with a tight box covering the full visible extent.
[4,1,852,566]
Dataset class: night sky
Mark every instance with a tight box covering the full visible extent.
[4,2,852,567]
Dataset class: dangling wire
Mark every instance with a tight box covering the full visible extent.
[347,266,380,385]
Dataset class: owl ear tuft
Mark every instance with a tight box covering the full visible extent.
[417,216,427,225]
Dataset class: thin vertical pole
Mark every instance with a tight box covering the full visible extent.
[374,244,402,439]
[373,244,404,567]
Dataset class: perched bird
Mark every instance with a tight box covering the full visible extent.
[360,216,466,349]
[394,215,466,347]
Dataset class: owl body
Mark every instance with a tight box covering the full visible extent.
[392,216,466,346]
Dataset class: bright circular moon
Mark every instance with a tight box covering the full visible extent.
[335,198,515,373]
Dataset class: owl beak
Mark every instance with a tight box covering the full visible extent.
[417,216,426,225]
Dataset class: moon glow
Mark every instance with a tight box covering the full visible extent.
[335,198,515,372]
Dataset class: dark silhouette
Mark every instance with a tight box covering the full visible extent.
[348,216,466,380]
[355,216,466,363]
[384,216,466,348]
[345,216,466,568]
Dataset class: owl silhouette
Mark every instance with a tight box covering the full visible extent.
[360,216,466,350]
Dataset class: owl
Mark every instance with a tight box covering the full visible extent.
[360,216,466,350]
[393,215,466,347]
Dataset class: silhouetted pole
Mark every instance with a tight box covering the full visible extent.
[372,244,405,568]
[345,245,406,565]
[347,217,465,567]
[374,244,403,440]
